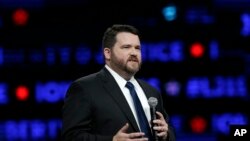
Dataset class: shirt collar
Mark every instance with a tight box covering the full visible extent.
[105,65,136,88]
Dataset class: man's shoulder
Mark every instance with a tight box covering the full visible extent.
[137,78,158,91]
[73,67,109,83]
[74,72,100,83]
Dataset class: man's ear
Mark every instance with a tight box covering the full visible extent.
[104,48,111,60]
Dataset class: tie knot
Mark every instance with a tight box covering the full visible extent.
[125,81,134,90]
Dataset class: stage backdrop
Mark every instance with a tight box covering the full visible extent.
[0,0,249,140]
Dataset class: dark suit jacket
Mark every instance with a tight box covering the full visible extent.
[62,67,175,141]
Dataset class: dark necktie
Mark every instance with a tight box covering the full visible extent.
[125,82,153,140]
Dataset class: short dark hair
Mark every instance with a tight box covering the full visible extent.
[102,24,140,49]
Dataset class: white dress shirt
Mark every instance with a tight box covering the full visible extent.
[105,65,151,131]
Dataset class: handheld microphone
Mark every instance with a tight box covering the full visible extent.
[148,97,159,141]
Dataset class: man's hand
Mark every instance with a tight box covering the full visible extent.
[113,123,148,141]
[153,112,169,140]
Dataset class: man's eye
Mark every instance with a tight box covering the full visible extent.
[123,46,130,48]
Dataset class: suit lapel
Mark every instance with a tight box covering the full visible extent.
[98,68,140,132]
[137,79,154,99]
[137,79,163,115]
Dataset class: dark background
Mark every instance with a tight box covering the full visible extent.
[0,0,249,140]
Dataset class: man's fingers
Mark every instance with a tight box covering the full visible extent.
[153,125,167,131]
[128,132,145,139]
[133,137,148,141]
[156,111,164,119]
[119,123,129,133]
[157,131,167,137]
[116,123,148,140]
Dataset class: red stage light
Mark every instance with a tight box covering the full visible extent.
[190,116,207,134]
[16,85,29,101]
[190,42,205,58]
[12,8,29,26]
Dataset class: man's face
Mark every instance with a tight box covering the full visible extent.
[107,32,142,75]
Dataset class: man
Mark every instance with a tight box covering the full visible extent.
[62,24,175,141]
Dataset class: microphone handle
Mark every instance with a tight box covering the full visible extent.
[151,107,159,141]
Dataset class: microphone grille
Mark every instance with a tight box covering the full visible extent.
[148,97,158,107]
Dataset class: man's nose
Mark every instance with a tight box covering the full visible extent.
[130,48,138,55]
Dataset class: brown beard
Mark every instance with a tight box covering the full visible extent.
[110,53,141,75]
[125,58,141,74]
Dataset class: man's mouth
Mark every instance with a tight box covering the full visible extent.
[128,57,138,62]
